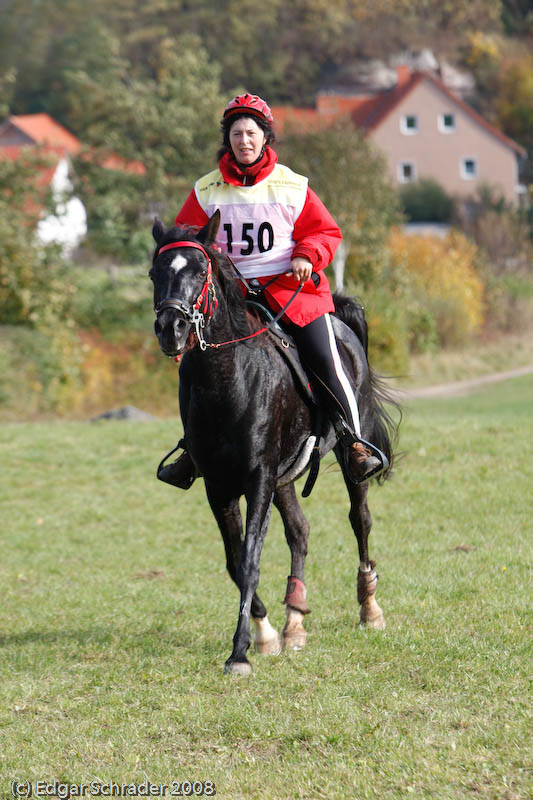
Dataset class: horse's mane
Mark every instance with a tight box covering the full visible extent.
[212,252,259,339]
[160,225,257,340]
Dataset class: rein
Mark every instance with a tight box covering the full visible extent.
[154,240,304,356]
[203,280,304,351]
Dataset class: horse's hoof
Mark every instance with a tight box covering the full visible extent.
[361,614,386,630]
[282,607,307,651]
[224,660,252,676]
[253,615,281,655]
[282,630,307,651]
[255,635,282,655]
[360,597,386,629]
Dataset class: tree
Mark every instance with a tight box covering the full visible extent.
[501,0,533,36]
[0,0,508,113]
[67,36,224,259]
[277,122,401,286]
[495,56,533,182]
[464,37,533,183]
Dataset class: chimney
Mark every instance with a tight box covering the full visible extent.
[396,65,410,87]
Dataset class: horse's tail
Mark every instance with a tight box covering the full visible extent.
[366,368,401,482]
[332,292,368,357]
[333,293,401,483]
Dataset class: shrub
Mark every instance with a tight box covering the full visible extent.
[0,149,84,412]
[455,184,531,274]
[399,178,454,223]
[360,284,411,376]
[453,184,533,333]
[387,229,485,348]
[68,265,154,333]
[75,329,177,418]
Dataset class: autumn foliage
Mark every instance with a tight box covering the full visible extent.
[360,230,485,373]
[389,229,484,343]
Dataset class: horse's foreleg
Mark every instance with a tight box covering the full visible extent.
[205,487,268,622]
[273,484,310,651]
[336,445,385,629]
[225,481,274,675]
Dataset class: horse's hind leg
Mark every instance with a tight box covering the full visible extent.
[335,445,385,629]
[273,484,310,650]
[205,487,280,657]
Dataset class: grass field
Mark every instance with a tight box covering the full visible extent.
[1,375,531,799]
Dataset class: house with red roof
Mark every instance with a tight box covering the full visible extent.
[272,66,527,207]
[0,114,87,252]
[0,113,145,252]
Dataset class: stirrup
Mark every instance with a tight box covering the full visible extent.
[334,417,389,484]
[157,439,198,489]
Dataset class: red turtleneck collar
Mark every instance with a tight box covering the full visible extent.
[219,145,278,186]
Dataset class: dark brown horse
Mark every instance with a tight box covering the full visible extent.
[150,211,399,675]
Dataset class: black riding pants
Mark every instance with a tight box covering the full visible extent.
[285,313,361,436]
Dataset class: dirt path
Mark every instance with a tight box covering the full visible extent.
[398,364,533,399]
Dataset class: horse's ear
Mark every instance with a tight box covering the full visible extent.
[152,217,166,244]
[197,210,221,246]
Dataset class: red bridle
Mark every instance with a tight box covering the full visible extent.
[156,240,218,321]
[155,239,304,358]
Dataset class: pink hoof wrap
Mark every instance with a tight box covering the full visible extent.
[357,560,379,604]
[283,576,310,614]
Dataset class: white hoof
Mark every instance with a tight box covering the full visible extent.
[360,596,386,629]
[255,636,282,655]
[282,608,307,651]
[282,630,307,651]
[253,615,282,655]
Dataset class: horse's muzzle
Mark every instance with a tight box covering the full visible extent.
[154,311,191,357]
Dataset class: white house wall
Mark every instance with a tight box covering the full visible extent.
[36,157,87,253]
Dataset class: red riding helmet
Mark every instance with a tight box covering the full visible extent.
[223,93,274,125]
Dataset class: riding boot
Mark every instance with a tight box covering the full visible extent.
[348,442,382,483]
[157,443,198,489]
[333,415,387,484]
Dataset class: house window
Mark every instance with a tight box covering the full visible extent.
[398,161,416,183]
[438,112,456,132]
[460,157,477,180]
[400,114,418,135]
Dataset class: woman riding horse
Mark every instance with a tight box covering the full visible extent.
[159,92,382,488]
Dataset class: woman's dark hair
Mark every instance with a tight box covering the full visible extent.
[216,113,276,162]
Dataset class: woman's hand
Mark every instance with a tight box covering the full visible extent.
[291,257,313,283]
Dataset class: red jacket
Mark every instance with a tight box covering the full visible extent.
[175,147,342,326]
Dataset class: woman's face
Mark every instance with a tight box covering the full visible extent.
[229,117,266,165]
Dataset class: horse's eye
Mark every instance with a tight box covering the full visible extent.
[200,269,208,278]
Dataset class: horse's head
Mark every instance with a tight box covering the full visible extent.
[150,211,220,357]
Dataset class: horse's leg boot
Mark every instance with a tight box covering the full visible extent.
[157,450,197,489]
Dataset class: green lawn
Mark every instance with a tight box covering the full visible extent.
[1,376,531,799]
